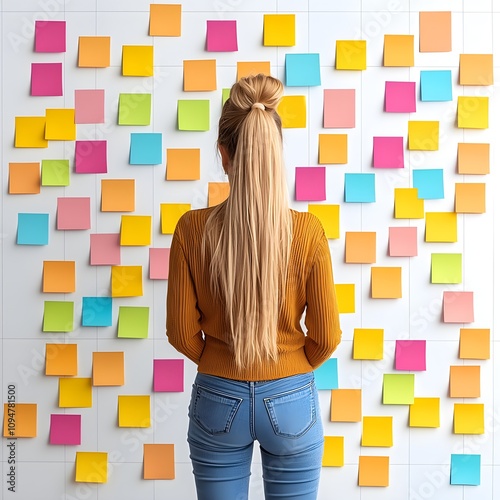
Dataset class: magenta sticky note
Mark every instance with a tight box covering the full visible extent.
[385,81,416,113]
[149,248,170,280]
[295,167,326,201]
[75,89,105,124]
[35,20,66,52]
[373,137,404,168]
[57,197,91,230]
[443,291,474,323]
[206,20,238,52]
[389,227,418,257]
[153,359,184,392]
[90,234,121,266]
[49,414,81,445]
[324,89,355,128]
[395,340,426,371]
[31,62,63,96]
[75,141,107,173]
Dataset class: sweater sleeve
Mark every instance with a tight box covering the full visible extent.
[304,230,342,369]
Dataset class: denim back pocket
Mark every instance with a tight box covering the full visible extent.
[190,384,243,435]
[264,382,316,438]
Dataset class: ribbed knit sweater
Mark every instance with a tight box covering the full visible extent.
[166,205,342,381]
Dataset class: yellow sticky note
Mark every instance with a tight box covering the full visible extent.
[419,12,451,53]
[122,45,154,76]
[345,232,376,263]
[450,365,480,398]
[111,265,143,297]
[409,398,440,428]
[394,188,424,219]
[183,59,217,91]
[459,328,490,360]
[263,14,295,46]
[160,203,191,234]
[408,121,439,150]
[166,149,200,180]
[457,96,489,129]
[101,179,135,212]
[75,452,108,483]
[237,61,271,80]
[93,352,125,386]
[336,40,366,70]
[358,456,389,487]
[78,37,110,67]
[384,34,414,66]
[425,212,457,242]
[330,389,362,422]
[59,378,92,408]
[454,403,484,434]
[322,436,344,467]
[118,395,150,427]
[371,267,402,299]
[144,444,176,479]
[362,416,393,447]
[459,54,493,85]
[3,403,37,438]
[45,344,78,376]
[457,143,490,175]
[15,116,48,148]
[45,109,76,140]
[43,260,76,293]
[149,4,181,36]
[277,95,307,128]
[335,283,355,314]
[8,162,40,194]
[308,205,340,239]
[353,328,384,360]
[318,134,347,164]
[208,182,230,207]
[455,183,485,214]
[120,215,151,246]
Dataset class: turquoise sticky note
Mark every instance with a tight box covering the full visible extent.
[450,454,481,485]
[82,297,112,327]
[344,173,375,203]
[17,213,49,245]
[285,53,321,87]
[178,100,210,131]
[314,358,338,390]
[412,169,444,199]
[420,70,452,102]
[129,133,162,165]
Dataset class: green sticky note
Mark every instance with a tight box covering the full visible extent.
[431,253,462,284]
[41,159,70,186]
[178,100,210,131]
[43,301,74,332]
[117,306,149,338]
[383,373,414,404]
[118,94,151,125]
[222,88,230,105]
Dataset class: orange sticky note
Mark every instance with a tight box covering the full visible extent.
[3,403,37,438]
[149,4,181,36]
[358,456,389,487]
[78,36,110,67]
[459,328,490,360]
[419,12,451,52]
[318,134,347,164]
[45,344,78,376]
[101,179,135,212]
[394,188,424,219]
[450,365,480,398]
[459,54,493,85]
[122,45,154,76]
[353,328,384,360]
[9,162,40,194]
[345,232,376,263]
[384,34,414,66]
[335,283,355,313]
[111,265,143,297]
[183,59,217,91]
[457,143,490,175]
[454,403,484,434]
[208,182,230,207]
[455,183,485,214]
[92,352,124,386]
[144,444,175,479]
[43,261,76,293]
[166,149,200,180]
[425,212,457,242]
[322,436,344,467]
[330,389,362,422]
[308,205,340,239]
[237,61,271,80]
[371,267,402,299]
[15,116,48,148]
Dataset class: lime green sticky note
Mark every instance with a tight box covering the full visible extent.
[117,306,149,338]
[178,100,210,131]
[308,204,340,239]
[431,253,462,284]
[222,88,231,105]
[457,96,489,129]
[383,373,414,404]
[160,203,191,234]
[43,301,74,332]
[353,328,384,360]
[118,94,151,125]
[263,14,295,46]
[120,215,151,246]
[41,159,70,186]
[336,40,367,70]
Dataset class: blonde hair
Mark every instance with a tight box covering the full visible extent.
[203,74,292,370]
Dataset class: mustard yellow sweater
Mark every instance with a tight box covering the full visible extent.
[166,206,342,381]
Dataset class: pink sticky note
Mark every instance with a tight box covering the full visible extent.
[75,90,105,124]
[149,248,170,280]
[75,141,107,173]
[395,340,426,371]
[389,227,418,257]
[443,291,474,323]
[295,167,326,201]
[373,137,404,168]
[57,197,91,230]
[324,89,355,128]
[153,359,184,392]
[49,414,81,445]
[31,62,63,96]
[385,81,416,112]
[35,20,66,52]
[90,234,121,266]
[206,20,238,52]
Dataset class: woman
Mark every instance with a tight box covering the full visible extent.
[167,74,341,499]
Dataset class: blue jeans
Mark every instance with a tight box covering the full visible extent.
[187,372,324,499]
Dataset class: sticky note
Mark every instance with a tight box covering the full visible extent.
[35,20,66,52]
[455,183,486,213]
[31,62,62,96]
[122,45,154,76]
[9,162,40,194]
[222,88,231,105]
[144,444,175,480]
[149,4,181,36]
[82,297,113,327]
[90,234,121,266]
[206,20,237,51]
[425,212,457,242]
[183,59,217,91]
[394,340,426,371]
[443,291,474,323]
[458,96,489,129]
[295,167,326,201]
[15,116,48,148]
[373,137,404,168]
[314,359,338,390]
[353,328,383,360]
[409,398,440,428]
[383,373,414,404]
[336,40,366,70]
[118,94,151,125]
[394,188,424,219]
[388,226,417,257]
[166,149,200,180]
[263,14,295,46]
[450,365,480,398]
[118,395,150,427]
[75,89,105,124]
[431,253,462,284]
[208,182,230,207]
[420,70,452,101]
[153,359,184,392]
[345,232,376,263]
[57,197,91,230]
[2,404,37,438]
[322,436,344,467]
[41,159,69,186]
[330,389,362,422]
[101,179,135,212]
[75,452,107,483]
[43,301,74,332]
[111,266,143,297]
[459,54,493,85]
[277,95,307,128]
[75,140,107,174]
[454,403,484,434]
[372,267,402,298]
[344,173,375,203]
[49,414,81,445]
[358,456,389,487]
[45,109,76,140]
[17,213,49,245]
[308,205,340,239]
[78,37,110,67]
[149,248,170,280]
[43,260,76,293]
[45,344,77,376]
[451,454,481,486]
[419,12,451,52]
[120,215,151,246]
[178,100,210,131]
[385,81,416,113]
[59,378,92,408]
[335,284,355,314]
[459,328,490,360]
[318,134,347,164]
[408,121,439,150]
[412,169,444,200]
[236,61,271,80]
[384,34,414,66]
[285,53,321,87]
[362,416,393,447]
[117,306,149,338]
[92,352,124,386]
[324,89,355,128]
[160,203,191,234]
[457,143,490,175]
[130,133,162,165]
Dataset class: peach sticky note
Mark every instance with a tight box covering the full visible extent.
[111,266,143,297]
[353,328,384,360]
[149,248,170,280]
[90,233,121,266]
[450,365,480,398]
[166,149,200,180]
[318,134,347,164]
[419,12,451,52]
[362,416,393,447]
[459,54,493,85]
[57,197,91,230]
[358,456,389,487]
[45,108,76,140]
[458,96,489,129]
[160,203,191,234]
[277,95,307,128]
[408,121,439,150]
[43,261,76,293]
[237,61,270,80]
[371,267,402,299]
[443,291,474,323]
[3,403,37,438]
[78,37,110,67]
[59,378,92,408]
[336,40,366,70]
[459,328,490,360]
[118,395,151,427]
[75,89,105,124]
[457,143,490,175]
[120,215,152,246]
[45,344,78,376]
[394,188,424,219]
[335,284,355,314]
[92,352,124,386]
[263,14,295,46]
[389,226,418,257]
[75,452,108,483]
[122,45,154,76]
[9,162,40,194]
[144,444,175,479]
[324,89,355,128]
[149,4,181,36]
[15,116,48,148]
[208,182,230,207]
[409,398,440,428]
[384,34,414,66]
[425,212,457,242]
[308,205,340,239]
[183,59,217,91]
[330,389,362,422]
[322,436,344,467]
[455,183,486,213]
[454,403,484,434]
[101,179,135,212]
[345,232,376,263]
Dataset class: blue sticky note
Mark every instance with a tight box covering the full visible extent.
[129,133,162,165]
[412,169,444,199]
[285,53,321,87]
[420,70,452,102]
[344,173,376,202]
[450,454,481,485]
[17,213,49,245]
[82,297,113,327]
[314,358,338,390]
